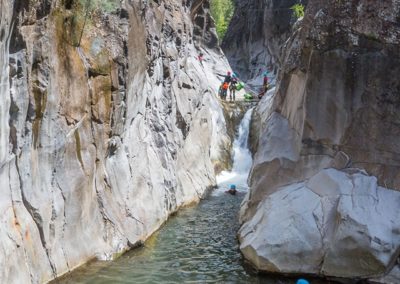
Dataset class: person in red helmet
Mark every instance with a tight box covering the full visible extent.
[198,52,204,65]
[259,72,270,99]
[224,71,232,84]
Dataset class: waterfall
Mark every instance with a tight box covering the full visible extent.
[216,108,254,193]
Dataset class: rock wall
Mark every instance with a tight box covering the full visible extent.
[222,0,306,87]
[239,0,400,281]
[0,0,230,283]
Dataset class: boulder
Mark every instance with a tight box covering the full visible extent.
[239,168,400,279]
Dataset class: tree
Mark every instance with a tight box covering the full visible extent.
[210,0,235,41]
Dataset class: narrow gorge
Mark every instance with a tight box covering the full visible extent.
[1,0,399,284]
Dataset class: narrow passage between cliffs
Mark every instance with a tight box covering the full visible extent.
[53,102,329,284]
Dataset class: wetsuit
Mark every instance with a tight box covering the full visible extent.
[229,77,238,101]
[221,82,229,100]
[224,75,232,84]
[263,76,269,93]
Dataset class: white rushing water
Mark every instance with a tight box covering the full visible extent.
[215,108,254,195]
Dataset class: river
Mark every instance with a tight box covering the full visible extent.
[55,108,321,284]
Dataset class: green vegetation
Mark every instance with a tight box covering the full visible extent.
[61,0,119,46]
[210,0,235,41]
[64,0,119,13]
[291,3,305,19]
[79,0,119,13]
[365,33,379,41]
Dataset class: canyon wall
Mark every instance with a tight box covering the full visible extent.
[222,0,306,87]
[235,0,400,282]
[0,0,230,283]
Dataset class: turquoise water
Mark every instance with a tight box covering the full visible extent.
[55,189,334,284]
[55,190,300,284]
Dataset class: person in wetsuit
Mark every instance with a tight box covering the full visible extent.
[224,71,232,84]
[229,73,238,101]
[225,184,237,195]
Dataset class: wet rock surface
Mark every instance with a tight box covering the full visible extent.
[238,0,400,281]
[0,0,231,282]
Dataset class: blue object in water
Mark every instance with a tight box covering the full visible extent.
[296,279,310,284]
[230,184,236,190]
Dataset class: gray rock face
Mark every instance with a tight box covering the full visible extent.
[245,0,400,219]
[240,168,400,279]
[239,0,400,281]
[0,0,230,282]
[222,0,306,85]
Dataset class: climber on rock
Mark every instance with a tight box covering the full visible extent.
[198,52,204,65]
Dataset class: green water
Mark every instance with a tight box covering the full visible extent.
[54,190,312,284]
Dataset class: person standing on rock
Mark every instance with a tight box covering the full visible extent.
[229,73,238,102]
[259,72,269,100]
[263,72,269,93]
[198,52,204,65]
[221,82,229,100]
[219,71,232,101]
[224,71,232,84]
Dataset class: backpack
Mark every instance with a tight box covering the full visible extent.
[223,82,229,90]
[236,82,244,91]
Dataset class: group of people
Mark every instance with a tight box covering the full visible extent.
[218,71,239,102]
[198,52,271,102]
[218,71,270,102]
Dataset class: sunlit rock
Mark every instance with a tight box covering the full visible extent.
[238,0,400,281]
[240,169,400,279]
[0,0,231,282]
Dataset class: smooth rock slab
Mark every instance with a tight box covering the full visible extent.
[239,168,400,280]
